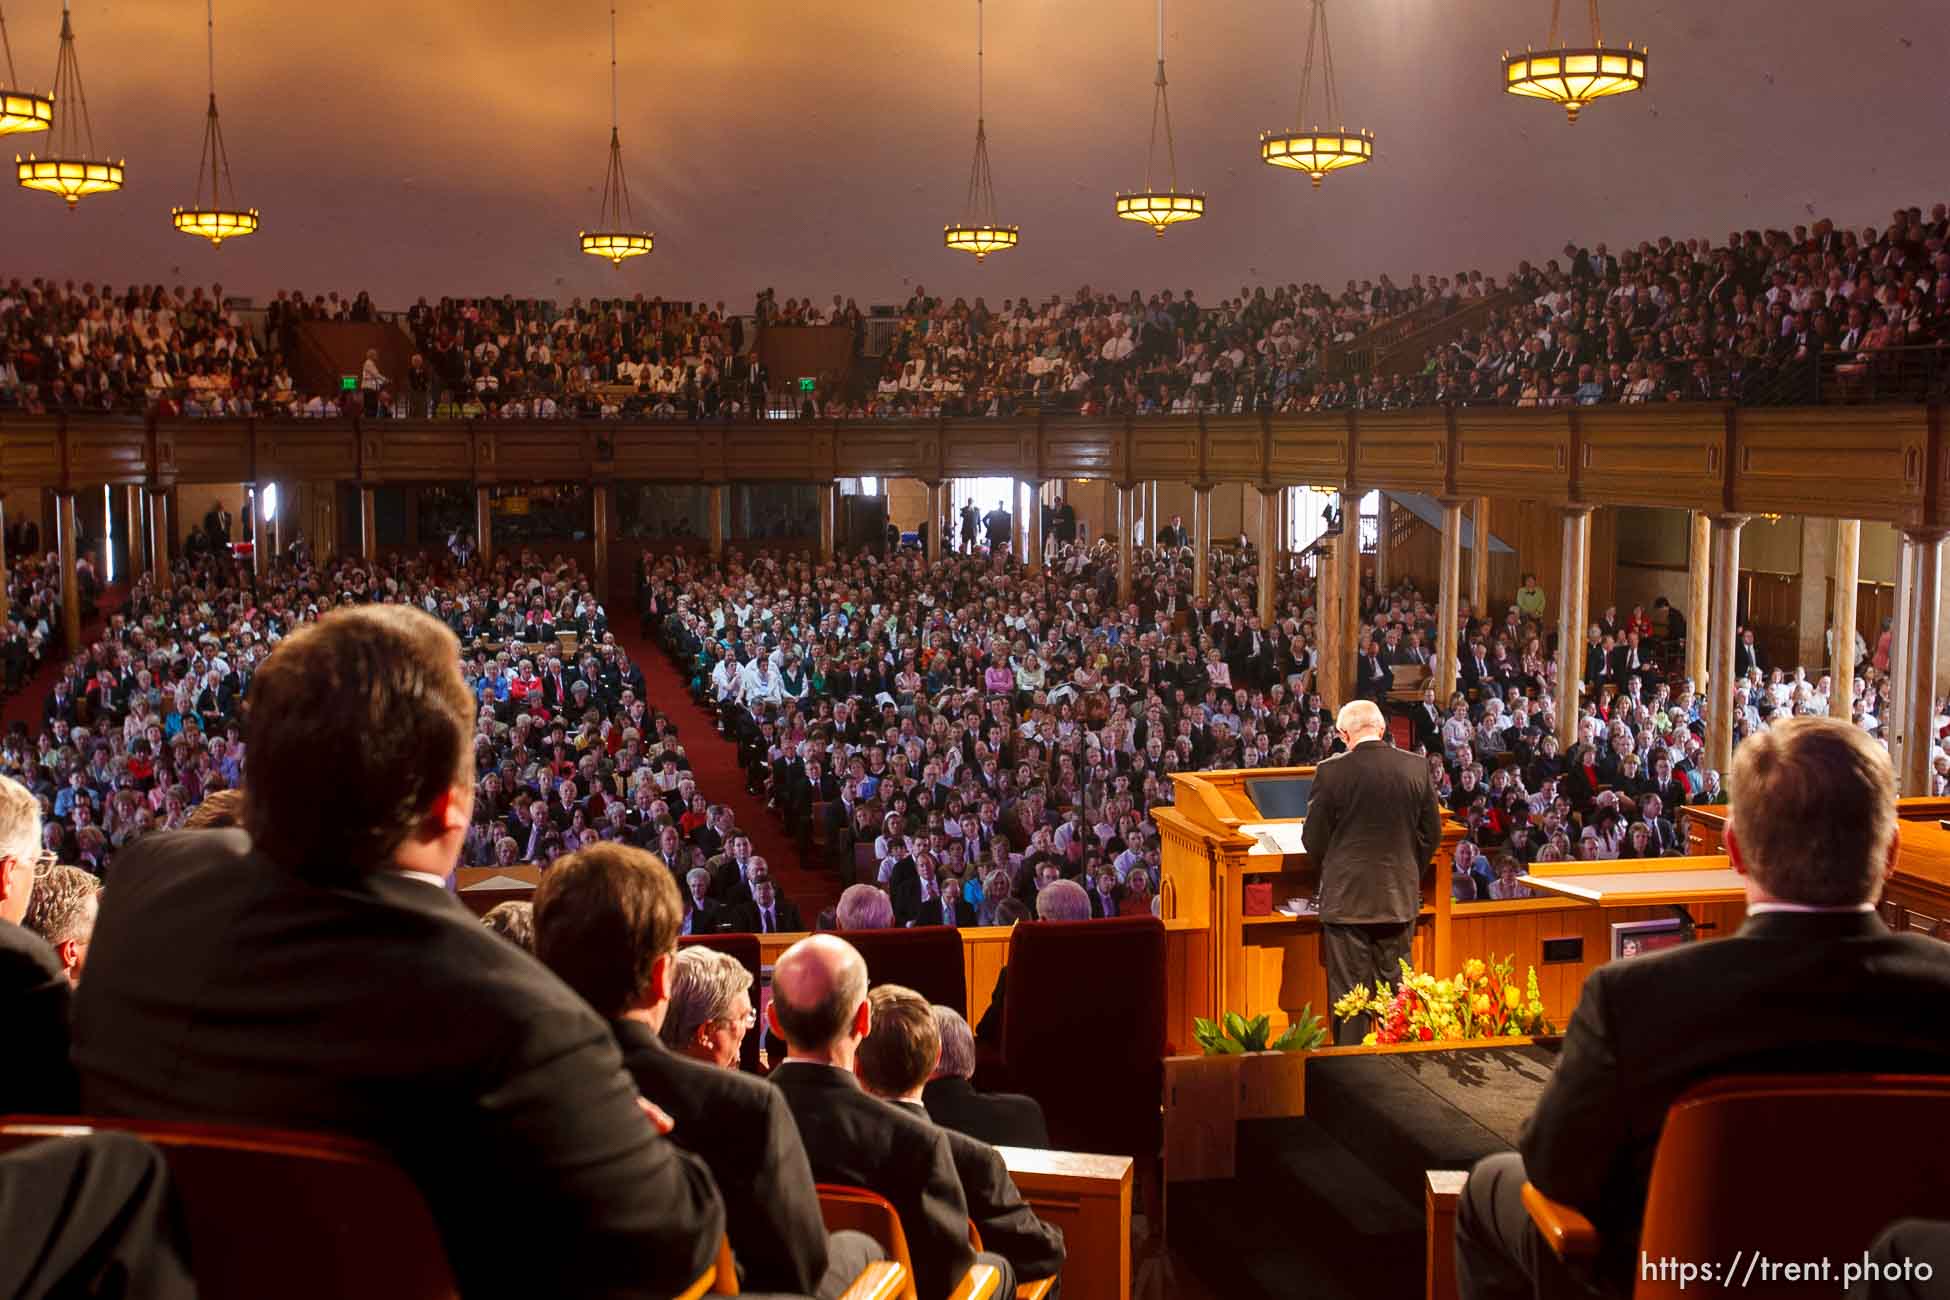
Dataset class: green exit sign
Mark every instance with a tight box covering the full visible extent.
[340,375,358,391]
[798,377,816,392]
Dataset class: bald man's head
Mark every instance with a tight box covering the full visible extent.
[770,933,870,1055]
[1336,699,1386,743]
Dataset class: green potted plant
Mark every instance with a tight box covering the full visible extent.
[1193,1005,1328,1055]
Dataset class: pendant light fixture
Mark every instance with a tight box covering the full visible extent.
[171,0,259,247]
[16,0,122,207]
[0,4,53,136]
[1113,0,1204,236]
[1503,0,1646,123]
[579,3,653,265]
[943,0,1016,261]
[1259,0,1372,189]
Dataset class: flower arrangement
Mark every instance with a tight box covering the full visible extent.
[1193,1005,1329,1055]
[1331,954,1553,1046]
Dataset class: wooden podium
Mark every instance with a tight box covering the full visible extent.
[1155,766,1464,1032]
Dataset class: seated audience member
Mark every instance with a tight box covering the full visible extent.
[731,876,805,934]
[768,934,1006,1300]
[22,863,101,986]
[0,773,76,1114]
[1456,717,1950,1300]
[661,945,757,1068]
[856,985,1066,1286]
[534,843,880,1300]
[835,881,896,930]
[0,1132,197,1298]
[479,899,535,952]
[71,605,722,1299]
[923,1006,1050,1150]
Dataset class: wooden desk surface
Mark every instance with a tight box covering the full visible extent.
[1001,1147,1132,1300]
[1520,855,1746,906]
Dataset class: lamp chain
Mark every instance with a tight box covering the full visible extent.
[1587,0,1603,45]
[2,4,20,87]
[1546,0,1563,49]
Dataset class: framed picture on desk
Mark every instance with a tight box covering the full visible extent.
[1610,916,1687,961]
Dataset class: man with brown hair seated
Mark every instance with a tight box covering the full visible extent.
[1455,716,1950,1299]
[73,605,723,1299]
[856,985,1066,1289]
[533,841,881,1299]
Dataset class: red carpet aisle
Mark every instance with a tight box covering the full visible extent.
[617,624,840,922]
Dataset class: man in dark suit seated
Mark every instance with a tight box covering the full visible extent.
[768,934,1013,1300]
[1355,637,1394,703]
[533,841,881,1299]
[856,986,1066,1289]
[72,606,723,1300]
[924,1006,1049,1149]
[1455,717,1950,1300]
[0,1132,197,1298]
[726,877,805,934]
[0,773,78,1116]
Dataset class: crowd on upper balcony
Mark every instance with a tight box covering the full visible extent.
[1,200,1943,420]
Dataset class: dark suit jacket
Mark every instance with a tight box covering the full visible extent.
[0,918,77,1116]
[769,1060,973,1300]
[894,1100,1065,1281]
[72,830,723,1300]
[1300,738,1442,925]
[611,1019,827,1296]
[683,900,727,935]
[923,1076,1050,1150]
[1522,910,1950,1283]
[728,897,805,934]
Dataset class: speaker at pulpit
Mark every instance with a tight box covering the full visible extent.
[1152,766,1464,1032]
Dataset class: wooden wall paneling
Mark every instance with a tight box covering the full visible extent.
[1576,406,1726,512]
[722,423,819,481]
[1043,419,1122,482]
[1739,570,1801,669]
[62,422,151,486]
[609,425,724,482]
[158,420,255,486]
[1204,414,1269,485]
[484,426,597,481]
[833,422,938,480]
[1733,406,1929,527]
[1264,412,1347,487]
[1451,409,1573,502]
[1126,418,1200,486]
[1350,410,1448,494]
[255,423,361,485]
[1585,506,1619,617]
[363,422,475,483]
[0,417,64,489]
[943,420,1033,480]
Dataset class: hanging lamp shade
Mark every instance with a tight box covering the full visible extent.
[16,0,121,205]
[1503,0,1645,122]
[1258,0,1372,189]
[1113,0,1204,236]
[171,3,258,246]
[579,6,653,266]
[944,0,1016,260]
[0,5,52,136]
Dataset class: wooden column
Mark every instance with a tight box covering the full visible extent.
[1435,498,1464,703]
[123,485,145,578]
[925,483,943,562]
[1705,514,1749,780]
[1258,487,1280,629]
[1013,483,1029,562]
[56,491,80,651]
[150,489,172,591]
[1337,490,1362,690]
[475,485,493,569]
[266,482,283,566]
[818,481,837,560]
[1373,496,1391,594]
[1686,510,1711,691]
[249,487,265,580]
[1315,535,1343,707]
[1553,506,1593,749]
[1116,484,1135,606]
[592,482,612,600]
[1192,484,1213,599]
[708,485,725,560]
[1897,528,1945,795]
[359,486,377,562]
[1025,479,1044,572]
[1470,495,1491,619]
[1831,519,1860,718]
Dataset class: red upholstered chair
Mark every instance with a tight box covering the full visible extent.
[0,1116,463,1300]
[838,925,970,1015]
[680,931,765,1075]
[999,916,1166,1174]
[1523,1075,1950,1299]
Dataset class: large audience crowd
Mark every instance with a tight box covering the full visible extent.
[4,200,1943,420]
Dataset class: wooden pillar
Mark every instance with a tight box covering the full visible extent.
[925,483,943,562]
[1025,479,1044,573]
[359,486,377,562]
[1373,496,1391,594]
[123,485,145,578]
[1705,514,1749,780]
[1116,484,1135,606]
[1316,535,1343,707]
[1435,498,1464,703]
[1337,490,1361,690]
[1897,528,1945,794]
[1553,506,1593,749]
[592,482,612,600]
[311,481,335,566]
[249,487,265,580]
[475,485,493,569]
[1467,495,1488,614]
[1258,487,1280,629]
[1686,510,1710,691]
[1192,483,1213,599]
[56,491,80,650]
[818,481,837,560]
[708,485,725,560]
[150,489,172,591]
[1832,519,1860,718]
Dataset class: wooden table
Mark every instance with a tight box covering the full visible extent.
[999,1147,1133,1300]
[1519,856,1746,907]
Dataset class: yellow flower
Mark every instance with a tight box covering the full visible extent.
[1434,980,1454,999]
[1362,1032,1378,1046]
[1472,994,1494,1018]
[1462,958,1486,982]
[1506,983,1523,1010]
